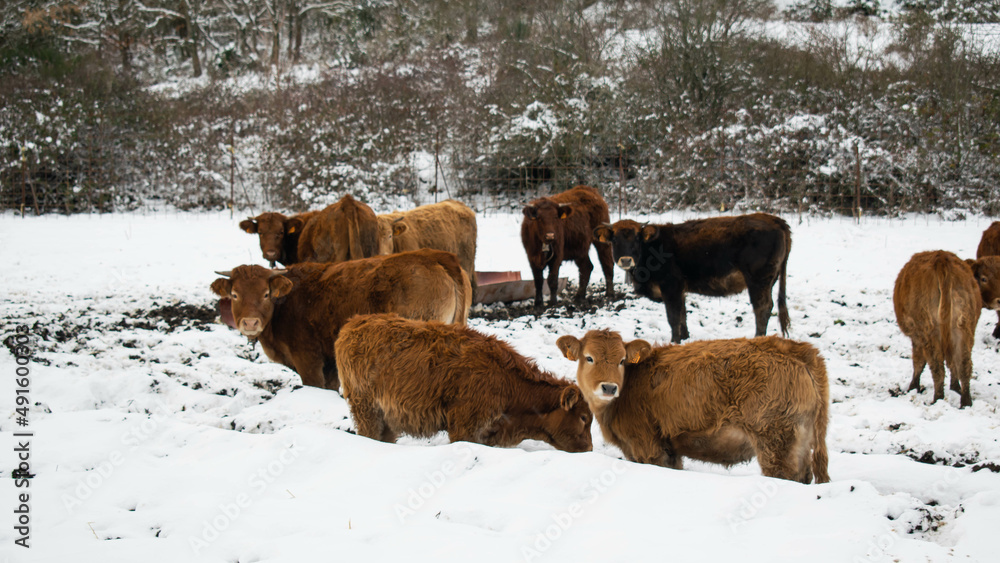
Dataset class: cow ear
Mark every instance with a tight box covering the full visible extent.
[239,218,258,234]
[286,217,304,235]
[523,205,538,220]
[966,258,980,275]
[556,335,582,361]
[625,339,652,364]
[560,386,582,411]
[392,221,408,237]
[269,275,293,298]
[210,279,233,297]
[641,224,658,242]
[593,224,612,243]
[558,204,574,219]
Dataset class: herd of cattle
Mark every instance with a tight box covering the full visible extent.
[209,185,1000,485]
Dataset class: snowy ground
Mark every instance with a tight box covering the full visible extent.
[2,209,1000,562]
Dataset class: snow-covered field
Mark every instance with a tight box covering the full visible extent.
[3,210,1000,562]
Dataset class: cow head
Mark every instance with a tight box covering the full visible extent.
[540,385,594,453]
[210,265,294,339]
[594,220,659,271]
[967,256,1000,310]
[557,330,651,406]
[523,198,574,254]
[240,213,305,267]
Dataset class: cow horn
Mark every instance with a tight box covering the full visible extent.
[268,269,288,277]
[214,270,233,277]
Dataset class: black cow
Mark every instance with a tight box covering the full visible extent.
[594,214,791,343]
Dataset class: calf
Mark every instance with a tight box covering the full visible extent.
[976,222,1000,337]
[521,185,615,308]
[594,213,791,343]
[378,200,478,289]
[335,314,594,453]
[210,249,472,390]
[239,210,318,267]
[893,250,996,408]
[557,330,829,483]
[297,194,382,263]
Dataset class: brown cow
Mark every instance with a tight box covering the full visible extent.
[377,200,478,289]
[521,185,615,308]
[297,194,382,263]
[335,314,594,452]
[239,210,319,267]
[594,214,791,343]
[557,330,830,483]
[894,250,990,408]
[210,249,472,391]
[975,222,1000,338]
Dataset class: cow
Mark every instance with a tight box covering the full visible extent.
[377,199,478,289]
[893,250,997,408]
[521,185,615,308]
[239,210,319,267]
[976,222,1000,338]
[296,194,382,264]
[557,330,830,483]
[335,313,594,453]
[210,249,472,391]
[594,213,791,343]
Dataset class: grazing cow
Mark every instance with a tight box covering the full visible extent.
[521,185,615,308]
[297,194,382,263]
[594,213,791,343]
[210,249,472,391]
[335,314,594,452]
[557,330,830,483]
[976,222,1000,338]
[893,250,989,408]
[239,210,319,267]
[377,200,478,289]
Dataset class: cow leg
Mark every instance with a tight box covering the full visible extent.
[292,355,326,389]
[678,296,690,341]
[350,397,390,442]
[906,343,927,393]
[747,280,775,337]
[574,255,594,302]
[994,311,1000,339]
[664,291,687,343]
[928,356,947,404]
[531,265,546,308]
[595,241,615,299]
[547,260,563,308]
[752,427,801,482]
[947,347,974,408]
[446,404,487,444]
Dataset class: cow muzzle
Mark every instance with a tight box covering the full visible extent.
[990,298,1000,311]
[598,382,620,399]
[238,317,263,337]
[616,257,635,270]
[544,232,556,241]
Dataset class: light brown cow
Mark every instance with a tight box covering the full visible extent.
[297,194,382,263]
[210,249,472,390]
[557,330,830,483]
[894,250,990,408]
[239,210,319,267]
[975,222,1000,338]
[335,314,594,453]
[377,200,478,289]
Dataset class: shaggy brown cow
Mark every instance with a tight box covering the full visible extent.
[240,210,319,267]
[594,214,791,343]
[557,330,830,483]
[521,185,615,308]
[210,249,472,390]
[377,200,478,289]
[297,194,382,264]
[335,314,594,452]
[975,222,1000,338]
[894,250,988,408]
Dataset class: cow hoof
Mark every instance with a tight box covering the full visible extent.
[993,324,1000,339]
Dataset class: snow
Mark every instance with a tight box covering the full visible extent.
[3,209,1000,561]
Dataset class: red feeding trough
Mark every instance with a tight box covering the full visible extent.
[473,271,568,305]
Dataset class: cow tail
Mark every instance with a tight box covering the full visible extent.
[778,227,791,337]
[806,348,830,484]
[454,267,472,325]
[938,261,954,359]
